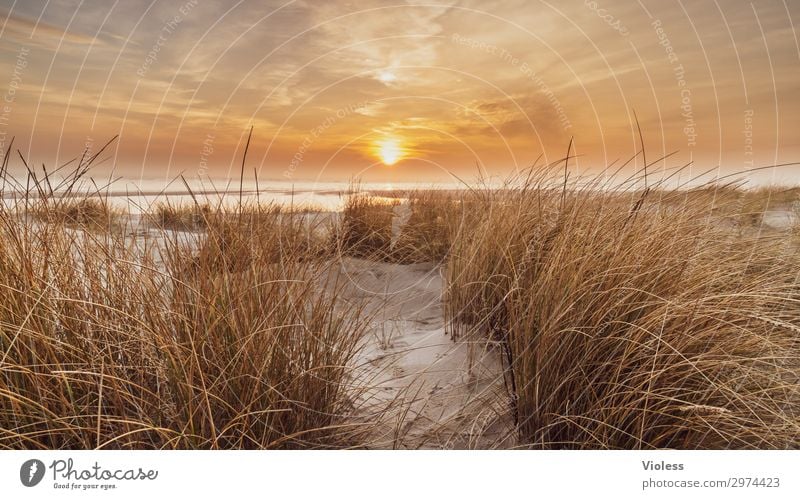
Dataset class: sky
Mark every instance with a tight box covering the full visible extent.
[0,0,797,184]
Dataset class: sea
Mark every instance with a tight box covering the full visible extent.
[0,176,467,213]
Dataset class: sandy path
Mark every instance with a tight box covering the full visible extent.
[337,257,513,449]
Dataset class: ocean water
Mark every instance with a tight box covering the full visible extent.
[1,176,466,213]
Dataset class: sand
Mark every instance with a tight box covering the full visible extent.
[336,257,513,449]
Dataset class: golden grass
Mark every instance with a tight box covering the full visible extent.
[444,168,800,449]
[335,191,397,260]
[0,162,371,449]
[151,202,211,231]
[662,183,800,227]
[392,191,458,264]
[2,139,800,449]
[183,204,333,274]
[28,197,122,231]
[0,214,370,448]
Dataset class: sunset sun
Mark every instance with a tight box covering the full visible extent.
[375,137,404,166]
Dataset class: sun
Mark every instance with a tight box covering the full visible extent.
[375,137,404,166]
[377,70,397,84]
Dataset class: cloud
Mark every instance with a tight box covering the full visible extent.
[0,0,797,179]
[0,10,114,49]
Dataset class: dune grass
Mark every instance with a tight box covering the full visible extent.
[0,161,371,449]
[2,138,800,449]
[444,166,800,449]
[392,191,458,264]
[151,202,211,231]
[672,183,800,227]
[337,189,458,263]
[26,197,122,232]
[335,190,398,260]
[0,228,369,449]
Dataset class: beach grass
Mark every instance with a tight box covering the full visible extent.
[335,190,398,260]
[2,146,799,449]
[444,166,800,449]
[0,162,371,449]
[392,190,458,264]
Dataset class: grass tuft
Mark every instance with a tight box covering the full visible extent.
[445,167,800,449]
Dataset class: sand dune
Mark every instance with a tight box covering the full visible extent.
[337,257,513,448]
